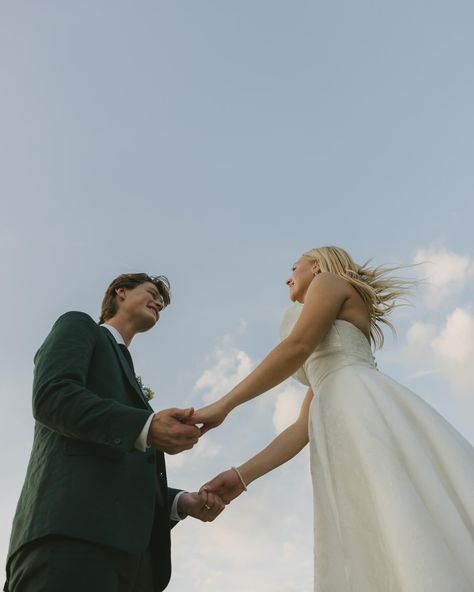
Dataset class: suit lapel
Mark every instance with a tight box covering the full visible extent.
[101,328,153,411]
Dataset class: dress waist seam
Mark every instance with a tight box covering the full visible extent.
[309,361,377,389]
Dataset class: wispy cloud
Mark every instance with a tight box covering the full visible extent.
[169,483,313,592]
[194,343,253,403]
[166,433,223,469]
[431,307,474,395]
[402,307,474,398]
[193,327,307,435]
[413,247,474,309]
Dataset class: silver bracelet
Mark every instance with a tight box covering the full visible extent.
[231,466,248,491]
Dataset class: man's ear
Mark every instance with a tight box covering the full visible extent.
[115,287,127,301]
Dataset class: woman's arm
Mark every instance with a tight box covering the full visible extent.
[193,273,348,432]
[201,389,313,503]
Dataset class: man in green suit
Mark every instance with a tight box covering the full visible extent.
[4,273,224,592]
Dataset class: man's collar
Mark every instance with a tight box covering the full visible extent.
[101,323,126,346]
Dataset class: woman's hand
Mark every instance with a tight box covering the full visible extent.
[189,399,230,434]
[200,468,246,504]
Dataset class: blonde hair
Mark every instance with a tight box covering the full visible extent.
[303,246,414,348]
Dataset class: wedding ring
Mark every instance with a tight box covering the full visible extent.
[204,504,211,510]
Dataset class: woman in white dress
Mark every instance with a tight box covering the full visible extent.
[192,246,474,592]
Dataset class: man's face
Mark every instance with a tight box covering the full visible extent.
[117,281,165,332]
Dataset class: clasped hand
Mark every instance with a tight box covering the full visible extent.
[147,407,201,454]
[146,405,244,520]
[200,468,246,504]
[177,490,225,522]
[189,400,229,435]
[178,470,245,525]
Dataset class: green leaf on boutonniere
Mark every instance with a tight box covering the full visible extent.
[136,375,155,401]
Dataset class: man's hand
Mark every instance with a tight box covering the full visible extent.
[200,468,246,504]
[178,490,225,522]
[147,408,201,454]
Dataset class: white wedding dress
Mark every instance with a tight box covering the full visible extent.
[280,303,474,592]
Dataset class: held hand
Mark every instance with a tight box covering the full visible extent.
[178,490,225,522]
[147,408,201,454]
[189,400,229,435]
[200,468,246,504]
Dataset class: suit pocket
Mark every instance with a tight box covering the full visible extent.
[63,438,124,460]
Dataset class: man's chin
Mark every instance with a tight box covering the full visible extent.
[137,316,157,332]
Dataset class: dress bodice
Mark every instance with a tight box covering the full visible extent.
[280,302,377,388]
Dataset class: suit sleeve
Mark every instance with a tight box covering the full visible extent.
[168,487,183,529]
[32,311,151,452]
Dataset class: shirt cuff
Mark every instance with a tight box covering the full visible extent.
[134,413,154,452]
[170,490,187,521]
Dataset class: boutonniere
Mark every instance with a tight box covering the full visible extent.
[136,376,155,401]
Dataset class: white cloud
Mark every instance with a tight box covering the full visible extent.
[168,482,313,592]
[194,345,253,403]
[431,308,474,394]
[166,433,223,469]
[403,308,474,396]
[402,321,438,377]
[406,321,437,347]
[193,330,307,435]
[413,247,474,308]
[272,383,307,434]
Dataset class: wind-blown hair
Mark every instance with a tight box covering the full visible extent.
[303,246,414,349]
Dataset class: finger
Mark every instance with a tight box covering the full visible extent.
[212,493,226,508]
[206,503,225,521]
[188,410,201,423]
[203,491,216,510]
[199,477,220,493]
[197,489,209,510]
[173,423,201,438]
[171,408,195,421]
[206,492,225,517]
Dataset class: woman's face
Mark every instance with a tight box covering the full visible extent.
[286,256,319,302]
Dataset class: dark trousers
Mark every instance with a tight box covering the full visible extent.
[6,536,156,592]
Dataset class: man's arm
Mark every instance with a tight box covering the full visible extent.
[33,312,150,451]
[33,312,200,454]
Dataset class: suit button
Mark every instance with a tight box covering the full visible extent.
[113,438,121,445]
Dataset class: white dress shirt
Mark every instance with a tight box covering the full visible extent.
[101,323,185,521]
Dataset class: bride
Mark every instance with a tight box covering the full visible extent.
[192,246,474,591]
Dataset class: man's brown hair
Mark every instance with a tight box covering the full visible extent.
[99,273,171,324]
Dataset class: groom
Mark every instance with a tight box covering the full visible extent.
[4,273,224,592]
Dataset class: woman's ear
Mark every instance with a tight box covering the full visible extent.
[312,263,321,276]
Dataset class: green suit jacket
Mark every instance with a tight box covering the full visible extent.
[6,311,179,591]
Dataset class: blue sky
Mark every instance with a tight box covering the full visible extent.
[1,2,473,590]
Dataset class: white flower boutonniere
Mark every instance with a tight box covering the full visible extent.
[136,376,155,401]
